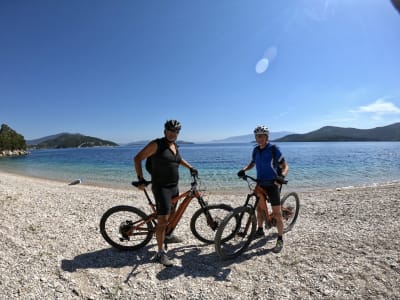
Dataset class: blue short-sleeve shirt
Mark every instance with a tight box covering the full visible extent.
[251,143,284,182]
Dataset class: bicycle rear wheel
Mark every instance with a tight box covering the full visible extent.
[215,206,256,260]
[281,192,300,233]
[190,204,233,244]
[100,205,154,250]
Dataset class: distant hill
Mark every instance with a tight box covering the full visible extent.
[275,123,400,142]
[211,131,294,143]
[29,133,119,149]
[27,133,68,146]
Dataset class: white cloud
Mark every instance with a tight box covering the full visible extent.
[350,98,400,122]
[356,99,400,114]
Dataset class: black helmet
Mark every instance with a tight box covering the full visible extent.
[164,120,181,131]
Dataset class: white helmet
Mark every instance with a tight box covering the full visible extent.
[253,125,269,135]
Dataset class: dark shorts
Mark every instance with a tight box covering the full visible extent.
[259,183,281,206]
[152,184,179,215]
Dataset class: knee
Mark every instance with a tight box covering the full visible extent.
[156,219,169,231]
[272,207,282,218]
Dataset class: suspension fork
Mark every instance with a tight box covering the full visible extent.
[195,191,221,229]
[240,193,258,235]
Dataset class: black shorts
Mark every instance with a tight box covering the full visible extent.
[152,184,179,215]
[259,183,281,206]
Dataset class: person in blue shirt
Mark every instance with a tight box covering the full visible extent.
[237,125,289,253]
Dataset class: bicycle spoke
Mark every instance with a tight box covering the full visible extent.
[215,207,256,260]
[190,204,233,244]
[100,206,154,250]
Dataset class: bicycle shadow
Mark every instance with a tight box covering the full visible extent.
[60,233,279,282]
[60,244,156,279]
[214,232,279,267]
[60,243,231,281]
[156,232,278,281]
[155,244,231,281]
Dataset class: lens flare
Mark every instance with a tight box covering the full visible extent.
[255,58,269,74]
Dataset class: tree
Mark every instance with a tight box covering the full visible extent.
[0,124,27,151]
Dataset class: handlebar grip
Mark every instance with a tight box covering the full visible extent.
[132,180,151,187]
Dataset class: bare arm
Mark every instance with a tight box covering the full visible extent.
[133,141,157,180]
[280,160,289,177]
[180,158,194,170]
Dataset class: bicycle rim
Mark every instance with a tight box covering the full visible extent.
[100,205,154,250]
[215,206,256,260]
[281,192,300,233]
[190,204,233,244]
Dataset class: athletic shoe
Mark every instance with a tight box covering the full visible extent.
[165,234,183,244]
[254,227,265,238]
[155,251,173,267]
[272,240,283,253]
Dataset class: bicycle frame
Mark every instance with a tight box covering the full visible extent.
[241,175,285,229]
[137,178,208,236]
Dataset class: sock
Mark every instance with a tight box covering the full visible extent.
[257,227,263,231]
[277,235,283,242]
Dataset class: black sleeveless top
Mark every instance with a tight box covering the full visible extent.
[151,138,182,186]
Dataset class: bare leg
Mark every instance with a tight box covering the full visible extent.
[272,205,283,237]
[255,185,268,228]
[256,205,264,228]
[156,214,169,251]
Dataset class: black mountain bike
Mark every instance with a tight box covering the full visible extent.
[215,174,300,260]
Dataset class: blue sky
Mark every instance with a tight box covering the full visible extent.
[1,1,400,143]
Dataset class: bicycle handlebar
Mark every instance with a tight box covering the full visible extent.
[239,174,288,185]
[131,174,200,189]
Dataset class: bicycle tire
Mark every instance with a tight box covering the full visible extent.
[100,205,154,251]
[215,206,257,260]
[190,204,233,244]
[281,192,300,233]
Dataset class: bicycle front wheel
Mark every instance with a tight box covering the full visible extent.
[281,192,300,233]
[215,206,257,260]
[190,204,233,244]
[100,205,154,250]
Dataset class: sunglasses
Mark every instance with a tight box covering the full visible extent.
[167,129,180,133]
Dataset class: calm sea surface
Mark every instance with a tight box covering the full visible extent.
[1,142,399,193]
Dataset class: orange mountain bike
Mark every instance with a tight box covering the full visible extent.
[215,174,300,260]
[100,175,233,250]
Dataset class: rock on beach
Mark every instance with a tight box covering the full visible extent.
[0,171,399,299]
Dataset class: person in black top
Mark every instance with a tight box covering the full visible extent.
[134,120,198,266]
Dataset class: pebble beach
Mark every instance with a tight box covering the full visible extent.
[1,170,399,299]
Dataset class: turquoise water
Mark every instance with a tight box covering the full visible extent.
[1,142,399,192]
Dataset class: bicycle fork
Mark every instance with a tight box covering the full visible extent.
[197,196,221,231]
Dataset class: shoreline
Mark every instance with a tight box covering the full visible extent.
[1,168,399,195]
[1,170,399,299]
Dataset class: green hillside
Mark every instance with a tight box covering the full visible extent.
[276,123,400,142]
[32,133,119,149]
[0,124,27,151]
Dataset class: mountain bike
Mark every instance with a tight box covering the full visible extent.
[214,174,300,260]
[100,175,233,250]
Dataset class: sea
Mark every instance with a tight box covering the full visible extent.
[1,142,399,193]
